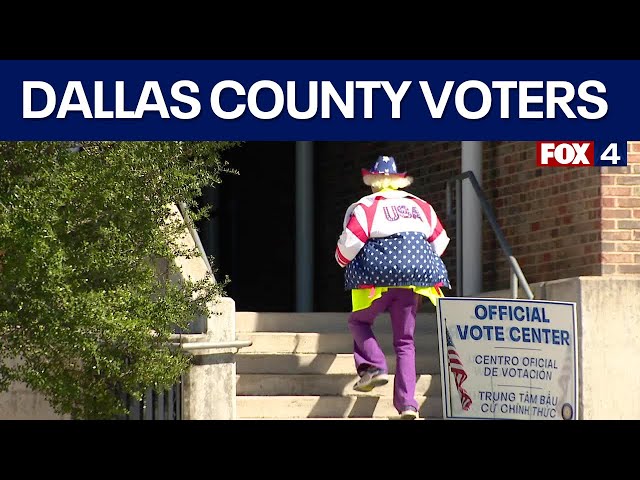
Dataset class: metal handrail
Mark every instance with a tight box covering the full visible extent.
[445,171,534,300]
[177,201,216,284]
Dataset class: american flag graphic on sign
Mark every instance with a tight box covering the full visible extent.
[446,326,473,411]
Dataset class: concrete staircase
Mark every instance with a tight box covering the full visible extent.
[235,311,443,420]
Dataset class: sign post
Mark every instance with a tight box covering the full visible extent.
[436,297,579,420]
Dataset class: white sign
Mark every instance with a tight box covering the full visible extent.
[436,297,579,420]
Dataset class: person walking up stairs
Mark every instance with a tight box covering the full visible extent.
[334,155,451,420]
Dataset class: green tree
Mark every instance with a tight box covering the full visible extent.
[0,141,240,419]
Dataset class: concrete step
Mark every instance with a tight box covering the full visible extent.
[236,395,442,419]
[237,331,439,354]
[236,312,438,333]
[236,352,441,375]
[236,373,442,397]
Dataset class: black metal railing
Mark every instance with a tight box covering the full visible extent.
[117,379,182,420]
[445,170,534,300]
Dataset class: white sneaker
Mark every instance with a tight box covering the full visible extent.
[353,368,389,392]
[400,406,419,420]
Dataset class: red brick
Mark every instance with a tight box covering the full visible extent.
[603,231,632,241]
[603,208,631,218]
[617,176,640,185]
[601,166,633,175]
[618,197,640,207]
[554,253,599,270]
[601,186,631,196]
[617,264,640,274]
[566,264,601,276]
[601,175,616,185]
[601,253,635,263]
[618,220,640,229]
[615,242,640,252]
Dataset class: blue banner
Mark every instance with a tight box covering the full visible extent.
[2,59,639,140]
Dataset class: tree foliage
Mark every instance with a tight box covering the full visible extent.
[0,141,240,419]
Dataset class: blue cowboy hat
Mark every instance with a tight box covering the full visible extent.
[361,155,408,178]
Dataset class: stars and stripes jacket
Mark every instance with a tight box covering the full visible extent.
[335,189,451,291]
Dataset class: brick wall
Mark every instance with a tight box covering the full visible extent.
[314,141,634,311]
[482,142,602,288]
[600,142,640,274]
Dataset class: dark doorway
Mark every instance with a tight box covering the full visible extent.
[198,141,296,312]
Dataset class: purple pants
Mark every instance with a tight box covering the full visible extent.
[348,287,419,413]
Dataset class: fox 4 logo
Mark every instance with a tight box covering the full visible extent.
[536,141,627,167]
